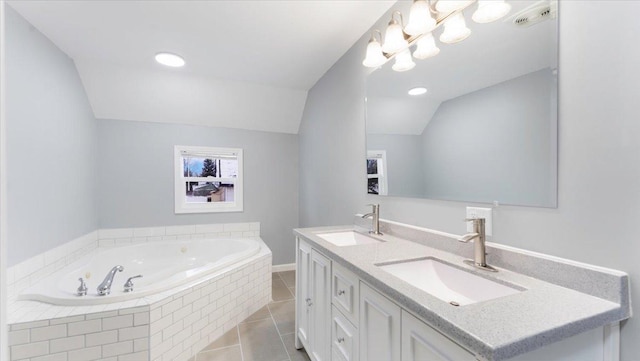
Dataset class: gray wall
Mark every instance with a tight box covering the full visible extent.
[5,6,97,266]
[422,69,556,206]
[299,1,640,359]
[97,119,299,265]
[366,134,424,197]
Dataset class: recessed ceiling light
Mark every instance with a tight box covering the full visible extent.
[155,52,185,67]
[408,87,427,96]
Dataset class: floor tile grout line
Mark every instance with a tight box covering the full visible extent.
[268,298,293,361]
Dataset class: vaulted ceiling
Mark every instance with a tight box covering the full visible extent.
[8,0,395,133]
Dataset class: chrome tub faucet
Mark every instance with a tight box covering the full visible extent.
[97,265,124,295]
[362,204,382,235]
[459,218,497,272]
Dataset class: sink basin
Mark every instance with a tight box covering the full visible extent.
[377,257,522,306]
[316,231,382,247]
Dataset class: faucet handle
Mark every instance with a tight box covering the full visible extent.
[124,275,143,293]
[365,203,379,211]
[77,278,88,296]
[464,217,485,224]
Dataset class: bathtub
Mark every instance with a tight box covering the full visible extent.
[19,237,261,305]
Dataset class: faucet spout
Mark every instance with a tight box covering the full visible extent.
[97,265,124,296]
[459,218,496,272]
[362,204,382,235]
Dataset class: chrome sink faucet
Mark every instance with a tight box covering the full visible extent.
[97,265,124,295]
[459,218,497,272]
[362,204,382,235]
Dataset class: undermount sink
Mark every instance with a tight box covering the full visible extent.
[377,257,523,306]
[315,231,382,247]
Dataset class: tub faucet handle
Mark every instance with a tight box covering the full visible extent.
[124,275,143,293]
[77,278,88,296]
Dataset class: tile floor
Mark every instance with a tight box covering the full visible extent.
[189,270,310,361]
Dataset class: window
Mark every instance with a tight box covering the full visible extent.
[174,145,243,213]
[367,150,388,196]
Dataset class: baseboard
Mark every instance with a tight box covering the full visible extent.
[272,263,295,272]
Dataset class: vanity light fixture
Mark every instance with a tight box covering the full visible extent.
[362,0,511,72]
[155,52,185,67]
[408,87,428,95]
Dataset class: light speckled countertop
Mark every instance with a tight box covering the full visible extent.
[294,221,631,361]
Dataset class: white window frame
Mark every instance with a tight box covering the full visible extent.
[174,145,243,214]
[367,150,388,196]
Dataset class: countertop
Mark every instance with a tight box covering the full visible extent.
[294,222,631,361]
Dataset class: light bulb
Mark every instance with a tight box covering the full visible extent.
[413,33,440,59]
[404,0,436,36]
[382,13,409,54]
[472,0,511,23]
[435,0,474,14]
[439,13,471,44]
[392,49,415,72]
[362,36,388,68]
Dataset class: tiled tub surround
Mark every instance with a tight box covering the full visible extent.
[7,222,270,361]
[7,222,261,310]
[295,218,632,361]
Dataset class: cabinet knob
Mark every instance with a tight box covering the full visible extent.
[338,289,345,295]
[306,298,313,306]
[337,337,345,343]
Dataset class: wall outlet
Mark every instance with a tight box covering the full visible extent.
[466,207,492,236]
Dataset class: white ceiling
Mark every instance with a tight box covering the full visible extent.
[366,0,557,135]
[8,0,395,133]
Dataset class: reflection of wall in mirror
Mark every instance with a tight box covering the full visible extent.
[367,68,557,207]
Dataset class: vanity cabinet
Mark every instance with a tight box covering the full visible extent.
[359,283,401,361]
[297,239,332,361]
[401,310,475,361]
[295,234,618,361]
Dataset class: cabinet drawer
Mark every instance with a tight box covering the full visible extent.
[332,261,359,325]
[332,306,358,361]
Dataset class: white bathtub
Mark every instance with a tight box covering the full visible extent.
[19,238,261,305]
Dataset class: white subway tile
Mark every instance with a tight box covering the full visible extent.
[68,346,102,361]
[31,324,67,342]
[149,308,162,323]
[230,231,244,238]
[195,224,224,234]
[8,329,29,346]
[32,353,68,361]
[50,335,84,353]
[99,228,134,239]
[119,325,149,341]
[249,222,260,231]
[161,235,177,241]
[99,239,115,247]
[223,223,250,232]
[165,225,196,236]
[162,298,182,317]
[86,330,118,346]
[103,314,133,331]
[150,314,173,335]
[133,227,166,237]
[68,319,101,336]
[134,337,150,352]
[115,238,133,246]
[103,340,134,357]
[10,340,49,359]
[146,236,164,242]
[134,312,150,326]
[173,304,193,321]
[118,351,149,361]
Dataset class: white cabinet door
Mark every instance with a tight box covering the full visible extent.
[310,248,332,361]
[401,310,475,361]
[297,238,312,349]
[359,282,401,361]
[332,306,358,361]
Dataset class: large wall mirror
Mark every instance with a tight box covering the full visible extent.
[366,0,558,208]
